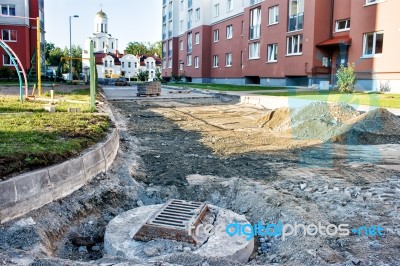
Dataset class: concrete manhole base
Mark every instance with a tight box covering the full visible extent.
[104,204,254,264]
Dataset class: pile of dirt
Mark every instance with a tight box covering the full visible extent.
[257,102,360,140]
[258,102,400,144]
[332,108,400,145]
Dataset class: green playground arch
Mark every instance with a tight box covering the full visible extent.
[0,40,28,102]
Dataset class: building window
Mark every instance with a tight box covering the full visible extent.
[213,55,219,67]
[195,32,200,44]
[214,4,220,17]
[335,19,350,32]
[168,59,172,68]
[122,62,125,68]
[2,30,17,42]
[250,8,261,40]
[180,40,184,50]
[128,62,131,68]
[287,34,303,55]
[187,32,193,52]
[1,5,16,16]
[103,42,105,48]
[288,0,304,32]
[194,56,199,68]
[227,0,233,11]
[225,53,232,67]
[195,8,200,20]
[267,44,278,62]
[180,20,184,31]
[226,25,233,39]
[162,59,166,69]
[104,60,108,67]
[187,54,192,66]
[179,60,184,70]
[214,29,219,42]
[365,0,384,5]
[3,54,12,66]
[363,32,384,57]
[249,42,260,59]
[188,9,193,29]
[135,62,138,68]
[269,5,279,25]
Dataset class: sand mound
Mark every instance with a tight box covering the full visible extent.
[258,102,400,144]
[332,108,400,145]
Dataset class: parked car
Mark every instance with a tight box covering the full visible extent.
[115,77,128,86]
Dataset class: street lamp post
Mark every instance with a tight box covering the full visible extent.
[69,15,79,82]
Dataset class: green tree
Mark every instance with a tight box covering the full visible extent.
[336,63,356,93]
[137,69,149,81]
[44,42,55,65]
[148,41,162,57]
[47,46,64,66]
[125,42,149,55]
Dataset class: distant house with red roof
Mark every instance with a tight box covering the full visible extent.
[82,10,161,80]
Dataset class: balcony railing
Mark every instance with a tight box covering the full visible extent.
[288,13,304,32]
[249,25,261,40]
[250,0,262,6]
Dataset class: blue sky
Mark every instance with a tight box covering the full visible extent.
[44,0,162,50]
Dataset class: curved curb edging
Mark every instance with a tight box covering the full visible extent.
[0,128,119,224]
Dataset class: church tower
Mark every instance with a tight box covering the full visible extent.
[94,9,108,34]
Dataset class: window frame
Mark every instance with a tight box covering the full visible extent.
[195,8,200,20]
[227,0,234,12]
[187,54,192,66]
[213,55,219,67]
[268,5,279,25]
[194,56,199,68]
[225,53,232,67]
[214,29,219,42]
[1,4,16,16]
[286,34,303,56]
[335,19,350,32]
[226,25,233,39]
[2,29,17,42]
[195,32,200,44]
[3,54,12,66]
[267,43,278,62]
[249,42,260,59]
[363,31,384,57]
[214,4,220,17]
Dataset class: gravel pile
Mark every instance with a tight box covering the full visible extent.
[258,102,400,144]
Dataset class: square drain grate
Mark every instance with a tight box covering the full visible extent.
[134,199,209,244]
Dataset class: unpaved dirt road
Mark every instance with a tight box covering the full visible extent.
[0,93,399,265]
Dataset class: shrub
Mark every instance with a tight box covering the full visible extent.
[336,63,356,93]
[0,66,12,79]
[137,69,149,81]
[155,68,162,81]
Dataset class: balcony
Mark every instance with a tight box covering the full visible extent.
[163,0,167,6]
[168,31,172,38]
[288,13,304,32]
[162,15,166,23]
[250,0,262,6]
[188,0,193,9]
[249,25,261,40]
[168,11,172,20]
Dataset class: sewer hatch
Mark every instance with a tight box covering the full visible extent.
[133,199,209,244]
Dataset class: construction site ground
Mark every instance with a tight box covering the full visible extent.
[0,86,399,265]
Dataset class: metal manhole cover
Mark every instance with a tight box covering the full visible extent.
[133,199,209,244]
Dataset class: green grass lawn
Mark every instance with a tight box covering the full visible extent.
[0,94,110,180]
[168,82,290,91]
[258,90,400,109]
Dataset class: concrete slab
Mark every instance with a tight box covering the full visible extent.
[102,85,216,101]
[82,146,106,181]
[104,204,254,264]
[0,180,16,207]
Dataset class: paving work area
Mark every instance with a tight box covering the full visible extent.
[0,88,400,265]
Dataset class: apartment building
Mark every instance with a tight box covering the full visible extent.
[162,0,400,91]
[0,0,45,72]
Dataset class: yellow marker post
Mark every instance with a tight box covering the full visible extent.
[37,17,41,96]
